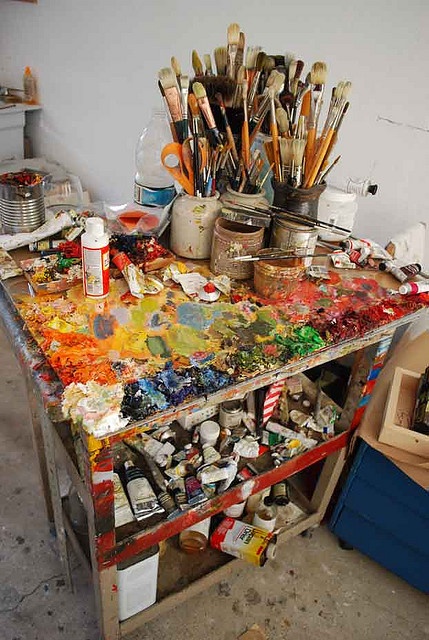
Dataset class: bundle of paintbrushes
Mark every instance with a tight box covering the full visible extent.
[158,24,351,197]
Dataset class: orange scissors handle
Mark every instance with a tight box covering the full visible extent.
[161,143,194,195]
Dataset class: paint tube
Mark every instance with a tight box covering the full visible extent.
[202,444,221,465]
[29,238,63,252]
[399,282,429,295]
[169,478,187,510]
[236,464,258,482]
[184,472,207,506]
[379,261,421,283]
[341,238,391,260]
[111,250,163,298]
[331,251,356,269]
[210,517,277,566]
[113,472,135,527]
[217,454,239,492]
[233,435,260,458]
[123,460,164,520]
[197,463,230,485]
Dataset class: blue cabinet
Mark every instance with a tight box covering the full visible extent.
[330,439,429,593]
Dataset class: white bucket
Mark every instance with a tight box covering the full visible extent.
[317,187,357,242]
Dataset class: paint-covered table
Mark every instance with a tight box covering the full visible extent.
[1,252,428,640]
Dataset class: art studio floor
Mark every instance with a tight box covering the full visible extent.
[1,326,428,640]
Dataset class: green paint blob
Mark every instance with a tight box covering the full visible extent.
[166,325,207,357]
[146,336,170,357]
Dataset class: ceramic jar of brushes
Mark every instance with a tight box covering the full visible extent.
[271,179,326,220]
[170,192,221,259]
[220,186,269,210]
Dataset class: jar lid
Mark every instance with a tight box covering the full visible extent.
[265,541,277,560]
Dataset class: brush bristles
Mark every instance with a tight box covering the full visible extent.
[292,138,306,164]
[236,65,246,85]
[227,22,240,46]
[341,81,352,101]
[181,75,189,90]
[194,75,237,101]
[256,51,267,71]
[203,54,213,74]
[171,56,181,78]
[214,47,227,75]
[245,46,261,69]
[310,61,327,85]
[284,51,296,68]
[192,81,207,100]
[158,67,178,90]
[288,60,297,82]
[276,107,289,134]
[192,50,204,76]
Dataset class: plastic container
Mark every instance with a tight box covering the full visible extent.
[317,187,358,241]
[210,517,277,566]
[199,420,220,447]
[117,545,159,620]
[81,217,109,299]
[252,496,278,532]
[179,517,211,553]
[23,66,37,104]
[134,109,176,208]
[170,192,222,259]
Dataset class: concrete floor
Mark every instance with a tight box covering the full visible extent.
[0,326,428,640]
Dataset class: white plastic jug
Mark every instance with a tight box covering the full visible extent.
[317,187,358,242]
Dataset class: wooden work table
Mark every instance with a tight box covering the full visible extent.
[0,250,428,640]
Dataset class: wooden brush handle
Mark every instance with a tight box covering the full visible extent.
[304,129,334,188]
[242,120,250,169]
[270,122,281,181]
[304,127,316,174]
[225,124,239,162]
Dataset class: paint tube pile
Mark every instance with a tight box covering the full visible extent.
[112,373,339,550]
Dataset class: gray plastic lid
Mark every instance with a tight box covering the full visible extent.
[265,541,277,561]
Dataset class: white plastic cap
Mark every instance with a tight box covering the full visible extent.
[265,541,277,560]
[85,216,105,236]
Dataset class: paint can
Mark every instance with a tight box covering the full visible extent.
[210,217,265,280]
[270,217,318,267]
[170,192,221,259]
[210,517,277,566]
[254,250,305,300]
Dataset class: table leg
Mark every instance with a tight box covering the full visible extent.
[39,409,73,591]
[83,435,119,640]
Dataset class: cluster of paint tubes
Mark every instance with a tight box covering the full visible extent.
[112,375,337,566]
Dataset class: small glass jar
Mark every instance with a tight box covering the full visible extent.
[219,399,244,429]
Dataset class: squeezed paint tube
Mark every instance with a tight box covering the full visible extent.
[113,472,135,527]
[112,251,163,298]
[197,463,230,485]
[341,238,391,260]
[399,281,429,295]
[217,454,239,492]
[29,238,63,252]
[123,460,164,521]
[184,473,207,505]
[210,517,277,566]
[379,261,421,283]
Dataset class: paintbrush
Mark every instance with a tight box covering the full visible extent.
[158,79,178,142]
[232,65,245,108]
[204,54,214,76]
[188,93,203,197]
[269,87,281,180]
[305,81,351,187]
[227,22,241,79]
[236,31,246,73]
[180,75,190,139]
[291,137,306,187]
[192,50,204,76]
[171,56,182,89]
[214,46,227,76]
[241,77,250,168]
[215,92,239,161]
[315,154,341,185]
[193,81,222,147]
[279,137,293,182]
[245,46,262,88]
[276,107,290,138]
[247,51,267,109]
[305,61,327,172]
[233,252,332,262]
[158,67,185,142]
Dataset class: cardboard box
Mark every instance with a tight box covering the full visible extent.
[357,320,429,489]
[378,367,429,457]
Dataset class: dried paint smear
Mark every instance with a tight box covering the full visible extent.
[14,271,427,435]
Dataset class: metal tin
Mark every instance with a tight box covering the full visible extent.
[0,174,46,234]
[210,217,265,280]
[271,217,318,267]
[219,399,244,429]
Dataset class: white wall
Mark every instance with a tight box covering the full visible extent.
[1,0,428,254]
